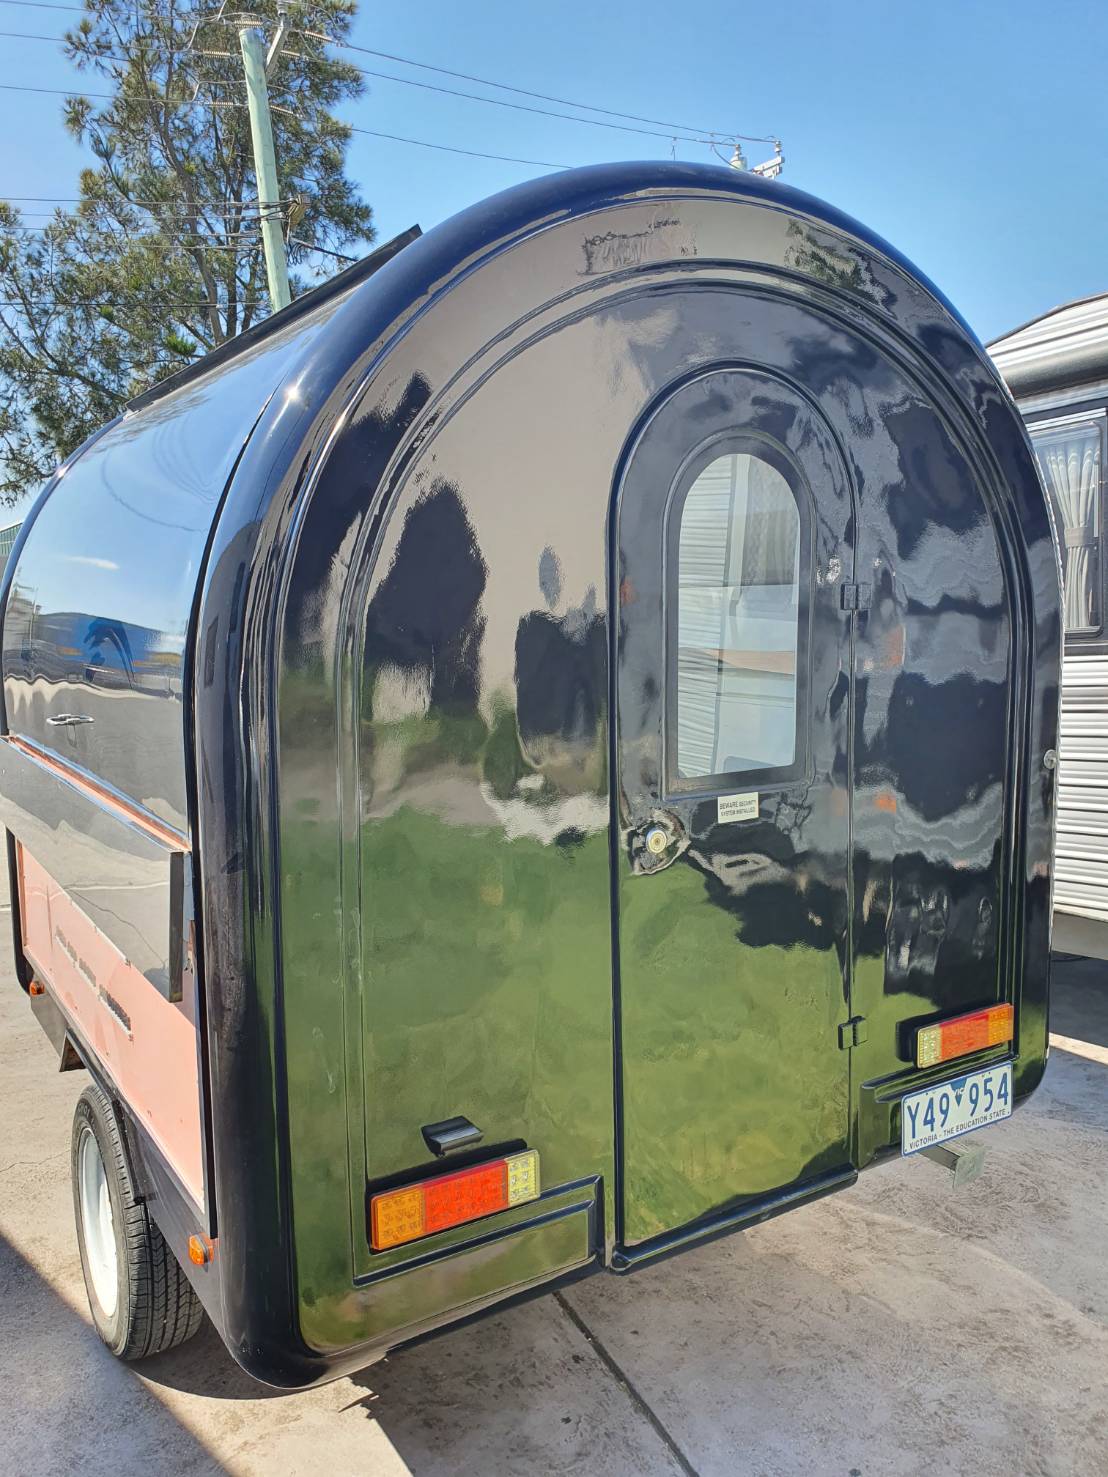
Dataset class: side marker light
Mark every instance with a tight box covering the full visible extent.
[188,1234,214,1267]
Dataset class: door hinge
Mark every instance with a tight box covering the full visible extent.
[840,581,871,611]
[838,1016,868,1049]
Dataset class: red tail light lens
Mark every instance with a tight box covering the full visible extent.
[370,1150,540,1251]
[915,1004,1013,1069]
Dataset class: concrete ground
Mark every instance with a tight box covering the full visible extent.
[3,927,1108,1477]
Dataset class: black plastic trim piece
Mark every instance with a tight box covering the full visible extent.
[5,829,30,991]
[421,1115,484,1156]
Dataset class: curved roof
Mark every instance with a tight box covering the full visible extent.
[988,290,1108,398]
[3,159,1006,833]
[128,160,980,420]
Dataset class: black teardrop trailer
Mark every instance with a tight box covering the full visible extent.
[0,162,1059,1386]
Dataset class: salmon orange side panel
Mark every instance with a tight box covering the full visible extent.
[19,844,204,1208]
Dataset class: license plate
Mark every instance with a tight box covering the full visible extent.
[900,1063,1012,1155]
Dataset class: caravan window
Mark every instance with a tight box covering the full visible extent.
[669,442,807,789]
[1031,414,1104,637]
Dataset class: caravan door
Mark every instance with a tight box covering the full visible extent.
[613,366,857,1250]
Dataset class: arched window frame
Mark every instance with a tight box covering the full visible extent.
[662,430,814,797]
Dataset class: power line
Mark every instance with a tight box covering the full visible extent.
[0,25,68,37]
[3,25,720,147]
[3,217,264,234]
[311,51,729,146]
[0,19,775,150]
[0,77,571,169]
[0,299,263,308]
[2,226,363,263]
[11,206,277,219]
[2,229,262,249]
[0,29,303,77]
[296,29,776,144]
[0,0,83,9]
[0,81,249,108]
[345,123,566,169]
[288,235,354,262]
[1,196,273,205]
[0,37,780,179]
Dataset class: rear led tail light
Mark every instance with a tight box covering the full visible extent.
[370,1149,540,1251]
[915,1004,1013,1069]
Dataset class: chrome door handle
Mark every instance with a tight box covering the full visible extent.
[46,714,94,726]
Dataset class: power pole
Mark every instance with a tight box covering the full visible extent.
[236,12,291,310]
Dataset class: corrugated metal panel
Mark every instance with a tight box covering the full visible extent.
[0,521,21,567]
[1055,649,1108,921]
[989,293,1108,395]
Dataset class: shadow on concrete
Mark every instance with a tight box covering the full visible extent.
[339,1287,679,1477]
[137,1276,680,1475]
[134,1314,288,1401]
[0,1230,228,1476]
[1051,950,1108,1049]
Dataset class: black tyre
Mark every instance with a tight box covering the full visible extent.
[71,1083,203,1359]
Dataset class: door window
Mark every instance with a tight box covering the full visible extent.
[669,443,807,788]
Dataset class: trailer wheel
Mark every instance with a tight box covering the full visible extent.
[71,1083,203,1359]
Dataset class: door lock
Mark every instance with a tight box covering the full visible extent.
[631,815,685,873]
[644,826,669,856]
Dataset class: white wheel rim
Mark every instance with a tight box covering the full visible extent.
[78,1127,118,1320]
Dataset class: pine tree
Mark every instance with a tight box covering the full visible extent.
[0,0,373,500]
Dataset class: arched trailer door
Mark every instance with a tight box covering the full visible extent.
[613,368,857,1246]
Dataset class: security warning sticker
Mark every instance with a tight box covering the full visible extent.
[717,792,759,824]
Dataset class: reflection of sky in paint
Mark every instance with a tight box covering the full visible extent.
[17,402,225,639]
[10,303,330,641]
[61,555,119,572]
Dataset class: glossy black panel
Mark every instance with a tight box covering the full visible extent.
[198,167,1057,1378]
[1,299,350,832]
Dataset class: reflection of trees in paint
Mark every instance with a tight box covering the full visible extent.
[363,517,608,809]
[513,544,606,799]
[19,608,180,692]
[784,219,868,295]
[688,821,999,1010]
[359,479,492,790]
[684,658,1008,994]
[366,481,488,718]
[515,594,605,755]
[855,670,1007,823]
[878,851,998,1003]
[85,616,136,682]
[880,401,987,560]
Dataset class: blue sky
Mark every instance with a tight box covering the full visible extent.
[1,0,1105,351]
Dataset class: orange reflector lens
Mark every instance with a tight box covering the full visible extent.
[188,1234,214,1267]
[916,1004,1013,1068]
[370,1149,540,1251]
